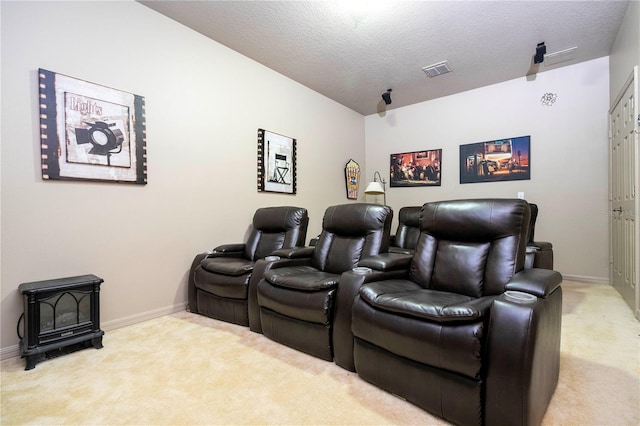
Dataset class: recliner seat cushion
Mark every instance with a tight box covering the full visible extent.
[258,280,336,325]
[359,280,495,322]
[194,266,250,299]
[200,257,255,276]
[352,296,486,379]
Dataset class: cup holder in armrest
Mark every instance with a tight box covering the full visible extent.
[503,290,537,304]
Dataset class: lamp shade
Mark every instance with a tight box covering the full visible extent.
[364,181,385,195]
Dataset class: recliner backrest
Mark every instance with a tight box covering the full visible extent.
[393,206,421,250]
[312,203,393,274]
[410,199,530,297]
[528,202,538,243]
[244,206,309,261]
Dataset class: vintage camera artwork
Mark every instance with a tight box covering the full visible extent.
[75,121,124,155]
[73,120,127,167]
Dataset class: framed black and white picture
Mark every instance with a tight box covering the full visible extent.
[38,69,146,184]
[257,129,297,194]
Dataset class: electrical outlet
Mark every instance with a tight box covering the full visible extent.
[517,192,525,199]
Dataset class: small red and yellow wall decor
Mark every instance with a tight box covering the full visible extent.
[344,159,360,199]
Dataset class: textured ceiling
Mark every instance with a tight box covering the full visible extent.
[138,1,630,116]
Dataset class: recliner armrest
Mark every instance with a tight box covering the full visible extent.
[207,244,246,259]
[531,240,553,250]
[271,246,315,259]
[358,252,412,271]
[333,266,411,371]
[486,284,562,426]
[212,243,246,253]
[248,258,283,333]
[506,268,562,298]
[389,246,414,255]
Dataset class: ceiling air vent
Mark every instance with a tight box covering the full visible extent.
[422,61,452,78]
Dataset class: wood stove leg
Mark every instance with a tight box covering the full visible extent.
[91,336,103,349]
[24,353,45,370]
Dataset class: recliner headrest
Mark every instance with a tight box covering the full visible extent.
[398,206,421,227]
[421,199,530,241]
[323,203,392,236]
[253,206,308,232]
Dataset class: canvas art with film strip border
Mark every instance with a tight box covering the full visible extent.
[39,69,147,184]
[257,129,297,194]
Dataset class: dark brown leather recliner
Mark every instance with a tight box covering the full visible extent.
[389,206,421,254]
[188,206,308,327]
[256,203,393,361]
[527,203,554,269]
[350,199,562,426]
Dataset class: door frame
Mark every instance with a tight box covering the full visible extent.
[609,66,640,320]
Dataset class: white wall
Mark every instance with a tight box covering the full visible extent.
[365,57,611,281]
[0,1,364,353]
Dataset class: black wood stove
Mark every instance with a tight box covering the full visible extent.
[18,274,104,370]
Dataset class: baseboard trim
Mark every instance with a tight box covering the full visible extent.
[561,274,610,285]
[0,274,609,361]
[101,302,188,332]
[0,302,188,361]
[1,344,20,360]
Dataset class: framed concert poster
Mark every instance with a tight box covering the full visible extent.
[257,129,297,194]
[390,149,442,187]
[38,69,147,184]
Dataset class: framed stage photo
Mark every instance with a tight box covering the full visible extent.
[459,136,530,184]
[38,69,146,184]
[257,129,297,194]
[390,149,442,187]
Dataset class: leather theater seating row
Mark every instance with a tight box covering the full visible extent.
[188,200,562,426]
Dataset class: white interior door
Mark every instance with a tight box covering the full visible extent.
[610,66,639,320]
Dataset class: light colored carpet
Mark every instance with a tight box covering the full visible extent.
[1,280,639,425]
